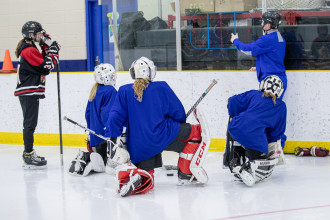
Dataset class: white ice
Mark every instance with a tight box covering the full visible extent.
[1,144,330,220]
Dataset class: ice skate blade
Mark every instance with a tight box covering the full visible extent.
[22,164,47,170]
[176,179,204,186]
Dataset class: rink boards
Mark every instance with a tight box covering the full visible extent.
[1,70,329,153]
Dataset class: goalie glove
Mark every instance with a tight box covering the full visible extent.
[310,146,329,157]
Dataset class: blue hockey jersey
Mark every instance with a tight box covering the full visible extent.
[85,85,117,146]
[227,90,287,154]
[233,30,287,91]
[105,81,186,163]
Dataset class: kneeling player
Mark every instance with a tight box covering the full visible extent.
[68,63,117,176]
[105,57,211,197]
[223,75,287,186]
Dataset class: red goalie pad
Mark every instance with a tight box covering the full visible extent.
[117,163,154,196]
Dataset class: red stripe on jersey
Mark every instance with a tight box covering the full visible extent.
[20,47,44,66]
[14,88,45,96]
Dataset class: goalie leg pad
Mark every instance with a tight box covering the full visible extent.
[189,108,211,184]
[89,152,105,173]
[178,143,200,175]
[116,163,154,197]
[268,140,286,165]
[232,158,278,186]
[185,124,202,142]
[68,150,92,177]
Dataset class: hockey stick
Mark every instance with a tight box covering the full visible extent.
[164,80,218,172]
[107,12,124,71]
[185,79,218,118]
[63,116,110,141]
[57,64,64,166]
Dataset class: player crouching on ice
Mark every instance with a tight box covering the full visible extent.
[104,57,210,197]
[68,63,118,176]
[223,75,287,186]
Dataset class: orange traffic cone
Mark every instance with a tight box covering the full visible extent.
[0,50,16,73]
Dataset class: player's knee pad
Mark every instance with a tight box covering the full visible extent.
[116,163,154,197]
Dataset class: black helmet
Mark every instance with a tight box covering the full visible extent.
[262,11,281,29]
[22,21,43,40]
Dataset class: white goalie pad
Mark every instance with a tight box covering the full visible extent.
[268,139,286,165]
[106,147,130,176]
[190,108,211,184]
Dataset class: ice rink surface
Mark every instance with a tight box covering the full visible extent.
[1,144,330,220]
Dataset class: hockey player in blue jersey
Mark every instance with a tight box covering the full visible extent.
[68,63,117,177]
[230,11,287,99]
[104,57,210,197]
[224,75,287,186]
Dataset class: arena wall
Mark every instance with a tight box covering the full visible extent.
[1,70,329,153]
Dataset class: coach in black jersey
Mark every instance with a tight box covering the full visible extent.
[14,21,60,169]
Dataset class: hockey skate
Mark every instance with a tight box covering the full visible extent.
[177,169,203,186]
[22,150,47,170]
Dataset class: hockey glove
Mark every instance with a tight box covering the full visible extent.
[294,147,311,156]
[310,146,329,157]
[47,53,59,67]
[48,41,61,54]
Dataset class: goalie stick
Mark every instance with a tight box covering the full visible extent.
[185,79,218,118]
[63,116,110,141]
[164,79,217,172]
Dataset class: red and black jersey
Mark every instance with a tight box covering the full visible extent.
[14,42,53,99]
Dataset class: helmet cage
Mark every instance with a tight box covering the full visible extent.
[93,64,117,86]
[129,57,157,81]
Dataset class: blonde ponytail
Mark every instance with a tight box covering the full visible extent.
[262,91,277,104]
[89,83,99,101]
[133,79,149,102]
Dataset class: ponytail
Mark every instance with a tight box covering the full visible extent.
[262,91,277,104]
[15,39,25,58]
[133,79,149,102]
[89,83,99,102]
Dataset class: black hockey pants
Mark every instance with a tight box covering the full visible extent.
[19,96,39,153]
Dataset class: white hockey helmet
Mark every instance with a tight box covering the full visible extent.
[260,75,284,98]
[93,63,116,86]
[129,57,157,81]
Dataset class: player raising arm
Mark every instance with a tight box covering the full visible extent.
[231,11,287,99]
